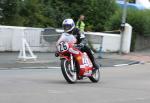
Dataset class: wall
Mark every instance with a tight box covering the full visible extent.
[135,35,150,50]
[85,32,121,52]
[0,25,132,53]
[0,26,46,52]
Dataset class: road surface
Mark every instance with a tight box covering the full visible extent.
[0,63,150,103]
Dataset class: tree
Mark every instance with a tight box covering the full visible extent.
[83,0,117,31]
[19,0,53,27]
[0,0,23,25]
[0,0,118,31]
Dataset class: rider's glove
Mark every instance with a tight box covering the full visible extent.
[80,32,85,39]
[79,43,84,47]
[55,51,59,57]
[76,43,84,49]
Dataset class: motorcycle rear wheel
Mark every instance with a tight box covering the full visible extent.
[61,59,77,84]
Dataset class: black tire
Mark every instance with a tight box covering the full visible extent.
[61,59,77,84]
[89,68,100,83]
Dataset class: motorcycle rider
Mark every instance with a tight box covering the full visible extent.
[56,19,99,73]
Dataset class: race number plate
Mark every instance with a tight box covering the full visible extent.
[57,41,69,52]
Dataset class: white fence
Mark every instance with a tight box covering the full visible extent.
[0,24,132,53]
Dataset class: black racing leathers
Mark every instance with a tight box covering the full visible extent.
[72,28,99,69]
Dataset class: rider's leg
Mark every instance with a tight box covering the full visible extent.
[81,45,99,71]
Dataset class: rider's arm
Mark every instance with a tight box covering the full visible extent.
[73,28,85,44]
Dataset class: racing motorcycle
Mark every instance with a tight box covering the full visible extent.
[56,41,100,83]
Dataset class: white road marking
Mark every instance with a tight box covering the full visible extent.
[114,64,129,67]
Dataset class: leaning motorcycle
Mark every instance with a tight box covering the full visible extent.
[56,41,100,83]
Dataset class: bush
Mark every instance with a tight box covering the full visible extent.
[105,8,150,51]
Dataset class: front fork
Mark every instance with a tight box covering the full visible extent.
[70,54,74,71]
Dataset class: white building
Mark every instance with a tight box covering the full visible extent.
[136,0,150,9]
[117,0,150,9]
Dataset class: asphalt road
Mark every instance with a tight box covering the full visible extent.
[0,63,150,103]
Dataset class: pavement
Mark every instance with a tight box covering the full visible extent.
[0,48,150,69]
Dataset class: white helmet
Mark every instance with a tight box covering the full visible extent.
[62,19,75,32]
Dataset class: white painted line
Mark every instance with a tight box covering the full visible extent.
[0,67,61,70]
[0,68,20,70]
[48,67,60,69]
[114,64,129,67]
[0,68,8,70]
[20,66,60,69]
[21,66,61,69]
[20,67,46,69]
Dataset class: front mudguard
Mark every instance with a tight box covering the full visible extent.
[60,56,70,61]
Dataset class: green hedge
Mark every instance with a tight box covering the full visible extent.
[105,8,150,51]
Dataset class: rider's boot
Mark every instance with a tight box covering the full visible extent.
[92,63,100,74]
[87,52,99,74]
[90,57,100,74]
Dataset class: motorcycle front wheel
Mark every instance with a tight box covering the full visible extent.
[61,59,77,84]
[89,68,100,83]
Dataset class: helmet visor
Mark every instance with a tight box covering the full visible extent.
[62,24,72,31]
